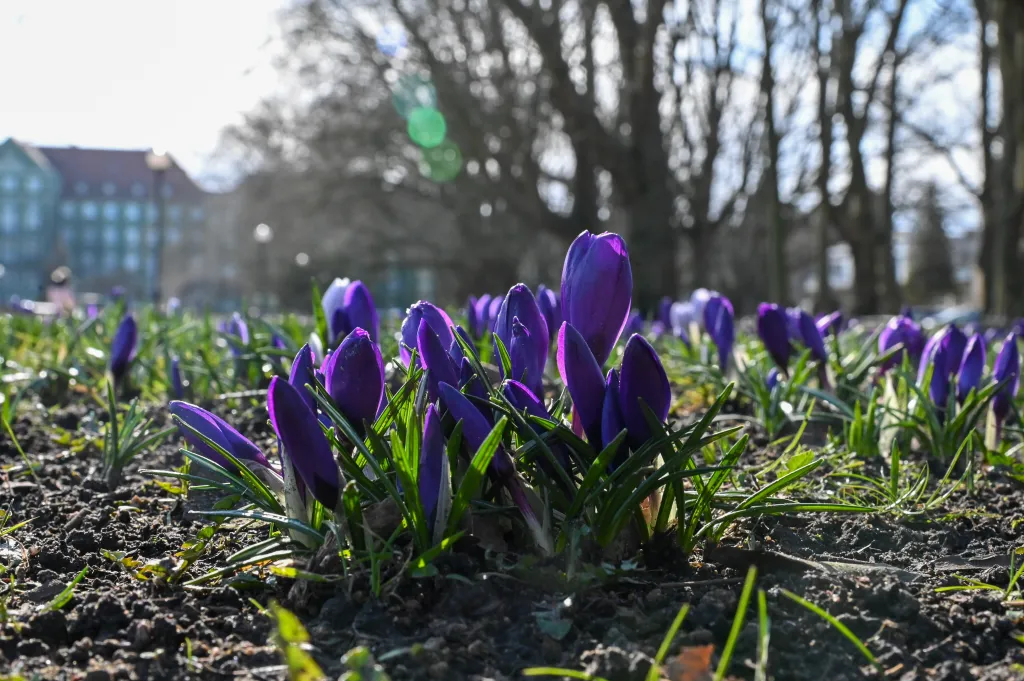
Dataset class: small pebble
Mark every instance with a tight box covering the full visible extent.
[428,661,449,679]
[467,640,486,656]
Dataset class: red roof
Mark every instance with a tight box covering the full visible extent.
[35,146,206,202]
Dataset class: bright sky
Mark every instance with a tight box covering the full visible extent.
[0,0,287,188]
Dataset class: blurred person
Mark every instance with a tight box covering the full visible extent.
[46,266,76,316]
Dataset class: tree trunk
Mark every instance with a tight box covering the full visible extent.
[998,0,1024,315]
[813,0,837,312]
[879,52,902,312]
[977,0,996,311]
[628,187,678,314]
[762,0,788,305]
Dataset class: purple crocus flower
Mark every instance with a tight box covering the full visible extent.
[816,311,843,338]
[926,338,952,412]
[757,303,792,373]
[657,297,673,328]
[878,315,923,373]
[601,369,626,452]
[703,294,734,372]
[268,377,341,510]
[109,314,137,383]
[228,312,249,345]
[418,319,459,400]
[467,296,482,340]
[419,404,446,520]
[342,281,380,343]
[785,308,802,342]
[169,401,271,471]
[992,333,1020,428]
[794,309,828,364]
[110,285,126,302]
[956,334,986,404]
[487,296,504,333]
[170,357,184,399]
[766,368,780,391]
[321,277,350,342]
[504,379,570,472]
[288,345,317,413]
[670,302,696,334]
[943,325,967,377]
[624,311,645,338]
[401,301,454,367]
[916,330,946,387]
[494,284,550,396]
[87,304,99,319]
[617,335,671,450]
[536,285,561,343]
[560,230,633,367]
[323,328,385,437]
[690,289,712,325]
[556,322,606,447]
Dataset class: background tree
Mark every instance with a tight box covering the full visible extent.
[905,183,957,305]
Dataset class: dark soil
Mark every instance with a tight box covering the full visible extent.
[2,402,1023,681]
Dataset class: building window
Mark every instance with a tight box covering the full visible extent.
[190,206,204,222]
[2,175,18,192]
[167,226,181,244]
[61,201,76,219]
[24,203,40,230]
[83,225,98,245]
[124,251,140,271]
[26,176,43,194]
[146,203,158,221]
[82,202,98,220]
[1,203,17,232]
[103,224,118,246]
[75,181,89,196]
[124,225,140,246]
[23,236,38,257]
[132,182,147,198]
[103,202,119,220]
[102,182,117,196]
[61,225,75,246]
[103,251,118,273]
[124,202,140,221]
[146,227,158,246]
[167,205,182,222]
[80,251,96,270]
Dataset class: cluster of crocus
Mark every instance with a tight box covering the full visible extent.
[703,294,735,373]
[321,278,380,344]
[221,312,250,357]
[878,314,924,373]
[109,314,137,386]
[466,293,504,340]
[559,328,672,468]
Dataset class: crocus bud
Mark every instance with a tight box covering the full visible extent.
[561,230,633,367]
[459,357,492,422]
[487,296,504,333]
[816,311,843,337]
[467,296,482,340]
[878,315,922,373]
[794,309,828,365]
[288,345,317,413]
[916,330,946,387]
[601,369,626,452]
[110,314,137,383]
[927,340,952,411]
[957,334,986,403]
[785,308,802,341]
[703,295,735,372]
[170,357,184,400]
[110,285,126,302]
[757,303,792,373]
[536,285,561,343]
[766,368,780,391]
[323,329,385,437]
[658,297,673,327]
[556,322,606,447]
[618,335,671,450]
[170,401,271,471]
[438,382,515,480]
[943,325,967,376]
[670,301,696,333]
[401,301,454,367]
[494,284,549,395]
[449,325,474,365]
[418,319,459,401]
[343,281,379,343]
[690,289,712,323]
[992,333,1020,425]
[504,379,570,472]
[321,277,351,341]
[268,377,341,510]
[228,312,249,345]
[419,404,446,520]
